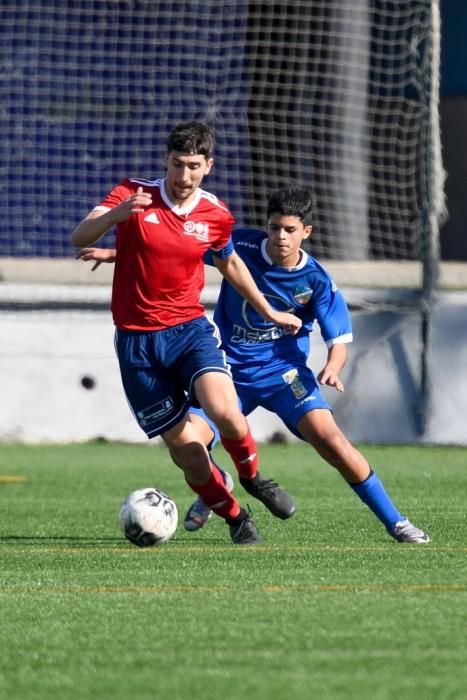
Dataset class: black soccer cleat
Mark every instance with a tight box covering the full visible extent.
[229,509,262,545]
[239,473,296,520]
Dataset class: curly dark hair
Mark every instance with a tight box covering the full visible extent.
[167,121,214,158]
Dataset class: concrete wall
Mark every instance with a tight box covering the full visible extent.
[2,290,466,445]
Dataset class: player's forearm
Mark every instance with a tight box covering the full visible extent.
[316,342,348,392]
[325,343,348,374]
[71,210,118,248]
[215,254,276,320]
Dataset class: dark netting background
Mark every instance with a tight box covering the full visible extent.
[0,0,438,261]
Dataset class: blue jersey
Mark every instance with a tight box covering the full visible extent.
[209,227,353,379]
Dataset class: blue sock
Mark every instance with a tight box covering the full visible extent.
[350,470,403,529]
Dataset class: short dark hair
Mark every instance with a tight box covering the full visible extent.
[167,121,214,158]
[266,187,313,226]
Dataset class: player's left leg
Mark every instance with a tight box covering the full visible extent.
[183,407,234,531]
[256,362,429,543]
[194,371,296,520]
[173,316,259,477]
[194,370,258,472]
[184,460,234,531]
[162,416,261,545]
[177,316,295,520]
[297,409,430,543]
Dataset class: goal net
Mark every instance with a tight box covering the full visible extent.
[1,0,444,266]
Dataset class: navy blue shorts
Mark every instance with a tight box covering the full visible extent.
[114,316,231,438]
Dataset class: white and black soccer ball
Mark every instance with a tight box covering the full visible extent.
[119,487,178,547]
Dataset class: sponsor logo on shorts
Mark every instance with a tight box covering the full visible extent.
[137,397,174,427]
[282,368,308,399]
[295,396,316,409]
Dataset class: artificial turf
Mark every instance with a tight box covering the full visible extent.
[0,442,465,700]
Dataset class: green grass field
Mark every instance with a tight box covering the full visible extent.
[0,442,466,700]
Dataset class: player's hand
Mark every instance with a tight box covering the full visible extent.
[113,186,152,221]
[76,247,116,271]
[268,311,302,335]
[317,368,344,392]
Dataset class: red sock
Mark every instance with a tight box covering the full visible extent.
[187,463,240,520]
[220,426,258,479]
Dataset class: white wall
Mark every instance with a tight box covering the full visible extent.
[1,291,466,445]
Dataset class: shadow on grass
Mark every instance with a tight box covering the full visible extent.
[0,535,124,545]
[0,534,230,547]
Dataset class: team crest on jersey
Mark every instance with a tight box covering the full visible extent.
[183,220,210,242]
[293,284,313,305]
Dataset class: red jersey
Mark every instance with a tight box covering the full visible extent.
[96,178,235,330]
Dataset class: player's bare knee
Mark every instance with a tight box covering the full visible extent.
[312,431,350,466]
[206,403,245,436]
[169,440,204,462]
[168,442,211,484]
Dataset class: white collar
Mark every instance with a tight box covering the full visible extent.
[160,178,201,215]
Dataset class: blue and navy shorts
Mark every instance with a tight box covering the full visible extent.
[114,316,231,438]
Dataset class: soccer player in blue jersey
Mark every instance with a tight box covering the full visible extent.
[78,186,430,543]
[187,186,430,543]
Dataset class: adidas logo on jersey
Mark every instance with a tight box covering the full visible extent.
[144,212,160,224]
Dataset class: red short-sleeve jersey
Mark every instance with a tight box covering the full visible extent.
[96,178,235,330]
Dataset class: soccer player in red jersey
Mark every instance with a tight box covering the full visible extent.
[72,121,299,544]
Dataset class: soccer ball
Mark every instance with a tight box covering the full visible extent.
[119,487,178,547]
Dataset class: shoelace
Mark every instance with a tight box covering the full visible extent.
[235,511,254,538]
[252,478,279,493]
